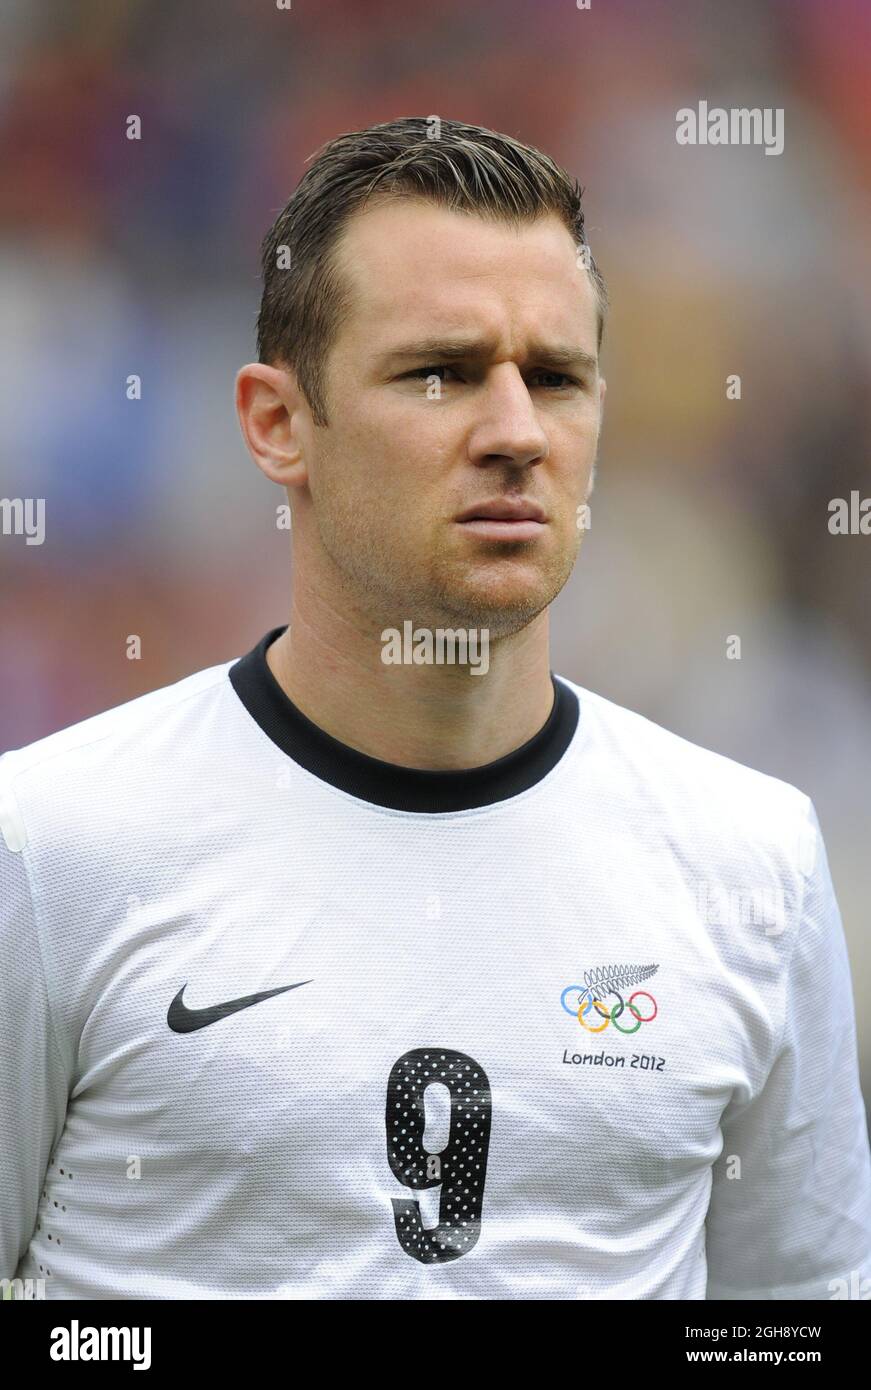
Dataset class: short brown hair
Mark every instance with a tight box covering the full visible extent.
[256,116,608,427]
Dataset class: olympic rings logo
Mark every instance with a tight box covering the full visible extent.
[561,984,658,1035]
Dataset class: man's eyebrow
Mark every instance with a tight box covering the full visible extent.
[378,339,599,373]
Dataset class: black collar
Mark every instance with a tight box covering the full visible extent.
[228,626,579,813]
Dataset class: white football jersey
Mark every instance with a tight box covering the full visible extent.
[1,624,869,1300]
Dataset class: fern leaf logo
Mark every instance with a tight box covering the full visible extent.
[582,962,658,999]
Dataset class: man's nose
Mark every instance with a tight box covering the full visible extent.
[467,366,549,467]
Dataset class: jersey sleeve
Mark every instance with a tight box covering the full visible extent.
[705,800,871,1299]
[0,769,71,1279]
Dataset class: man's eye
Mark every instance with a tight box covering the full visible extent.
[400,366,582,389]
[404,365,460,382]
[532,372,581,390]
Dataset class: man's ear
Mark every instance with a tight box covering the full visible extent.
[235,363,308,488]
[598,375,607,414]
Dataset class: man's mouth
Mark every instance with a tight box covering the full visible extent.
[455,498,547,540]
[457,518,546,540]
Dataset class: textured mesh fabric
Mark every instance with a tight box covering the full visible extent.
[1,643,869,1300]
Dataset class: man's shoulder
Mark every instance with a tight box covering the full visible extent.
[0,653,239,849]
[557,673,813,851]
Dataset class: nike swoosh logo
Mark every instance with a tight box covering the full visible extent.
[167,980,313,1033]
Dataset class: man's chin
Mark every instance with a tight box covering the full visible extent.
[431,570,570,637]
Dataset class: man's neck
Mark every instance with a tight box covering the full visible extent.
[264,604,555,772]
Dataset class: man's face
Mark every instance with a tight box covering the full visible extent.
[294,198,605,636]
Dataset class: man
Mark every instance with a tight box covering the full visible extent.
[1,117,869,1300]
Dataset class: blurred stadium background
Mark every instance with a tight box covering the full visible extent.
[1,0,870,1101]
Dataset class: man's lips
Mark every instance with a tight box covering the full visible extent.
[457,518,546,540]
[456,498,547,523]
[455,498,547,540]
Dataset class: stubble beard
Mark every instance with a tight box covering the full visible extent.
[317,510,582,644]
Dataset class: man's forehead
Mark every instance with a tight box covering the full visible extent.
[332,199,596,343]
